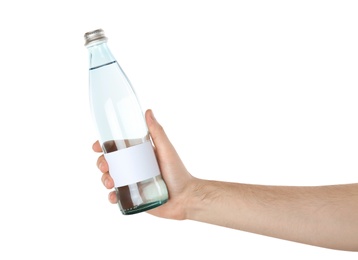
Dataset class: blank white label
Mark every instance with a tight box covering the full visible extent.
[104,141,160,187]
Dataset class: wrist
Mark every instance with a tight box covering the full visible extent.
[185,178,227,222]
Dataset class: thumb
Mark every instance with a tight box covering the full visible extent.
[145,109,178,160]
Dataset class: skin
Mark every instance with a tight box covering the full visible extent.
[93,109,358,251]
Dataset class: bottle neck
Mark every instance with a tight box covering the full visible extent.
[87,41,116,69]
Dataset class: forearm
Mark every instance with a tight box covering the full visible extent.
[187,180,358,251]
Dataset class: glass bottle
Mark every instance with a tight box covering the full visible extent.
[84,29,168,215]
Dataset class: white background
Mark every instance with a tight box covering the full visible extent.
[0,0,357,259]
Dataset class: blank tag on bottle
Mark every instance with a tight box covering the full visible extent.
[104,141,160,187]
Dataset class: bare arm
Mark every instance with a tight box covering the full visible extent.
[187,180,358,251]
[93,109,358,251]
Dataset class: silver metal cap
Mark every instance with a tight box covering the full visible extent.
[84,29,108,46]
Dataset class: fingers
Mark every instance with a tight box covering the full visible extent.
[108,191,117,204]
[96,152,116,204]
[96,154,112,186]
[92,140,103,152]
[93,140,117,204]
[96,154,108,173]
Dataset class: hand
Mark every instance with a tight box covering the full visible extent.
[92,109,196,220]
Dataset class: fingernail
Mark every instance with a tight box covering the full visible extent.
[99,162,105,172]
[150,110,156,122]
[104,178,109,188]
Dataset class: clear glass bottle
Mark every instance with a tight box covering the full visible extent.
[84,29,168,215]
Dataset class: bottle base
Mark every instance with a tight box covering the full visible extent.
[120,199,168,215]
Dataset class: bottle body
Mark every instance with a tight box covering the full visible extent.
[86,29,168,215]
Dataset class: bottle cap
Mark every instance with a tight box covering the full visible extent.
[84,29,108,46]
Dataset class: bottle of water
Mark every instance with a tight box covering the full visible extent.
[84,29,168,215]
